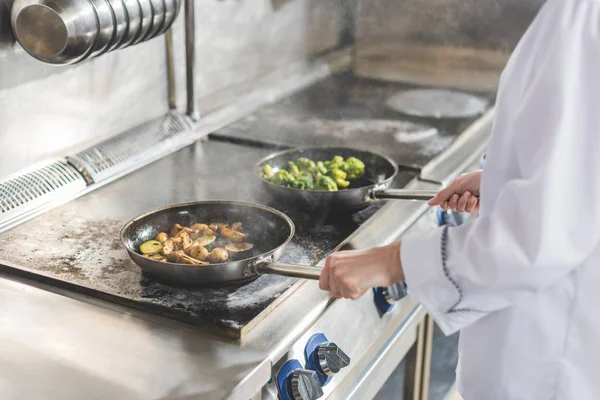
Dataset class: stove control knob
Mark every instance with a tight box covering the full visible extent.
[317,342,350,376]
[290,369,324,400]
[383,282,408,302]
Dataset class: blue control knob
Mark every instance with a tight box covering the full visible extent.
[277,359,323,400]
[304,333,350,386]
[373,282,408,314]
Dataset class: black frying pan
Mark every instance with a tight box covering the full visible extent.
[254,146,439,212]
[120,201,321,285]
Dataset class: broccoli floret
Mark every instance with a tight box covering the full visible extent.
[295,157,316,171]
[324,155,345,171]
[335,178,350,188]
[287,161,302,178]
[271,169,295,186]
[328,168,347,181]
[315,161,328,175]
[293,172,314,190]
[263,164,274,179]
[315,175,338,191]
[341,157,365,180]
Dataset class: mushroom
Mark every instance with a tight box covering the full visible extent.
[169,223,191,237]
[208,223,228,233]
[155,232,169,243]
[176,252,208,265]
[220,226,246,243]
[190,224,215,236]
[192,234,216,247]
[176,230,192,249]
[185,242,209,261]
[167,250,185,263]
[225,242,254,253]
[208,248,229,263]
[230,222,243,232]
[161,239,177,257]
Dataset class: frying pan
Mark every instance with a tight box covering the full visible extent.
[254,146,440,212]
[120,201,321,285]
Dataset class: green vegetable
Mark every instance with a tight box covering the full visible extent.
[341,157,365,180]
[316,161,328,175]
[263,164,274,179]
[288,161,301,178]
[262,154,366,192]
[328,168,347,181]
[272,169,295,186]
[294,172,314,190]
[316,175,338,191]
[296,157,316,171]
[335,178,350,188]
[140,240,163,255]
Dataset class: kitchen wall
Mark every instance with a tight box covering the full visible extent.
[0,0,346,179]
[353,0,545,92]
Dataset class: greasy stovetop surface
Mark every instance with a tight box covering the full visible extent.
[0,139,415,337]
[212,73,494,169]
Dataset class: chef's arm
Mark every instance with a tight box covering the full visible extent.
[400,1,600,335]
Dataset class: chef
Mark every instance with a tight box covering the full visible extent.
[319,0,600,398]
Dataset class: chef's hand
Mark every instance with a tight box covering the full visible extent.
[428,169,482,213]
[319,243,404,299]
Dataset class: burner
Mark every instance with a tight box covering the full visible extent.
[385,89,488,119]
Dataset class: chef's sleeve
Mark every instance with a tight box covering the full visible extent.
[400,0,600,335]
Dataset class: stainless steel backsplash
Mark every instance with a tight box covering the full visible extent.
[0,0,345,179]
[353,0,545,91]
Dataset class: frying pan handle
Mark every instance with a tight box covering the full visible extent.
[371,189,440,201]
[254,262,322,280]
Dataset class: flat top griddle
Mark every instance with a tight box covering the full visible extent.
[0,140,415,337]
[212,73,494,169]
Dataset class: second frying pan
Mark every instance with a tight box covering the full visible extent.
[255,147,439,212]
[120,201,322,285]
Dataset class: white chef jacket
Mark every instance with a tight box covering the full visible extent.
[401,0,600,399]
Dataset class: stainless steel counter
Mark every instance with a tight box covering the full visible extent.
[0,274,271,400]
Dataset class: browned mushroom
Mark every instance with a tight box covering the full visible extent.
[161,239,177,257]
[230,222,243,232]
[225,242,254,253]
[175,230,192,249]
[155,232,169,242]
[184,242,209,261]
[176,252,208,265]
[144,254,167,262]
[208,223,228,233]
[207,248,229,263]
[220,226,246,242]
[192,234,216,247]
[190,224,215,235]
[169,223,192,237]
[167,249,185,263]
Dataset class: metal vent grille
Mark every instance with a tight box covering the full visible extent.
[0,159,87,232]
[68,113,191,184]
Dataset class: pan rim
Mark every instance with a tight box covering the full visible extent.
[119,200,296,269]
[253,145,400,194]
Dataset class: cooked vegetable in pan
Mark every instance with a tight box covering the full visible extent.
[138,221,254,265]
[262,155,366,191]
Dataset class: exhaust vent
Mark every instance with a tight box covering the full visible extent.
[68,113,191,184]
[0,159,87,232]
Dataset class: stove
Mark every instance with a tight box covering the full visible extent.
[212,73,493,169]
[0,73,491,340]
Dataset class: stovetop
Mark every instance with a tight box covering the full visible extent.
[212,73,494,169]
[0,73,486,338]
[0,139,415,337]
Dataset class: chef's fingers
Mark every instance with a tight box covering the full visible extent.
[465,196,479,213]
[319,256,331,291]
[457,192,471,212]
[328,264,342,298]
[440,201,449,211]
[428,186,456,206]
[448,194,460,212]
